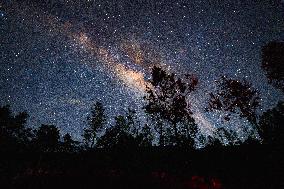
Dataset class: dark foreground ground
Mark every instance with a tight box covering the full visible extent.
[0,145,283,189]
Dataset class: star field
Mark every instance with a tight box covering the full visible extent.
[1,0,283,143]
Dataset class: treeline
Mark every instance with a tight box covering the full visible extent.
[0,41,283,153]
[0,100,283,153]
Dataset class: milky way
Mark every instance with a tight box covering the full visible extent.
[1,0,284,143]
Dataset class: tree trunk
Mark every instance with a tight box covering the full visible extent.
[159,122,164,146]
[91,134,96,148]
[173,122,179,146]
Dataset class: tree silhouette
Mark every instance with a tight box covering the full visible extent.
[179,116,198,147]
[33,124,60,152]
[83,101,106,148]
[207,76,261,127]
[206,135,223,148]
[207,77,261,124]
[97,115,136,149]
[62,133,78,152]
[126,108,140,137]
[261,41,284,92]
[215,127,238,146]
[136,123,153,147]
[144,66,198,147]
[259,101,284,146]
[0,105,31,152]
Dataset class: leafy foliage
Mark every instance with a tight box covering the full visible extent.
[0,105,31,152]
[259,101,284,146]
[144,66,198,147]
[83,101,106,148]
[207,76,260,125]
[62,133,78,152]
[97,115,137,149]
[136,124,154,147]
[33,124,60,152]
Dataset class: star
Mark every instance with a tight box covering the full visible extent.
[0,0,283,144]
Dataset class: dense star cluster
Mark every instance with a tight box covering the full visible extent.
[1,0,283,142]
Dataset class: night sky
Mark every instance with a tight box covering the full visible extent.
[1,0,284,143]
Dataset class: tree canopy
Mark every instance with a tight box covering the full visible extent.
[83,101,106,148]
[144,66,198,147]
[207,77,260,124]
[261,41,284,92]
[259,101,284,146]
